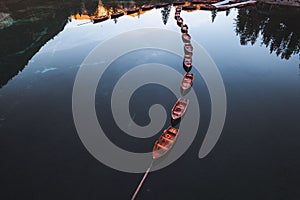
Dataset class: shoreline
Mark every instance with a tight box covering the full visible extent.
[258,0,300,6]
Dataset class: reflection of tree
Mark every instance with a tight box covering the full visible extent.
[235,2,300,59]
[211,10,217,23]
[225,9,230,16]
[161,5,171,25]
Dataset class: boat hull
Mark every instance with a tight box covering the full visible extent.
[126,8,139,14]
[93,16,108,23]
[173,1,186,5]
[155,3,170,8]
[182,5,197,11]
[111,12,124,19]
[181,73,194,90]
[171,98,189,120]
[181,24,188,33]
[182,33,191,43]
[177,17,183,26]
[152,126,179,159]
[184,43,193,55]
[141,5,154,11]
[201,4,217,10]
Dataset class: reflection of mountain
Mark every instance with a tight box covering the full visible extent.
[0,0,177,88]
[0,0,98,88]
[70,0,174,23]
[235,2,300,59]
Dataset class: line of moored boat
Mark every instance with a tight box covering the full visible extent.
[152,6,195,160]
[131,1,256,198]
[92,0,256,24]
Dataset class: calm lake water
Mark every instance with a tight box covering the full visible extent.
[1,1,300,199]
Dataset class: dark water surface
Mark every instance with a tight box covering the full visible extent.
[1,1,300,199]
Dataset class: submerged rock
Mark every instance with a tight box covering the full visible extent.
[0,12,13,29]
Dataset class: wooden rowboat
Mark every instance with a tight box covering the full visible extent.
[126,8,139,14]
[229,0,243,3]
[155,2,170,8]
[111,11,124,19]
[141,5,154,11]
[217,5,231,11]
[176,7,182,12]
[183,54,192,71]
[152,126,179,159]
[181,73,194,90]
[182,33,191,43]
[173,1,186,5]
[177,17,183,26]
[184,43,193,55]
[192,0,207,3]
[192,0,220,3]
[132,125,180,198]
[235,1,256,8]
[175,12,181,20]
[93,15,108,23]
[171,98,189,120]
[181,24,188,33]
[182,5,197,11]
[200,4,216,10]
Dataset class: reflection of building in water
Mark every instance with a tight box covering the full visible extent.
[69,0,194,23]
[235,2,300,59]
[70,0,164,21]
[69,0,260,25]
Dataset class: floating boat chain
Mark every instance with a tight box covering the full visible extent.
[131,6,195,200]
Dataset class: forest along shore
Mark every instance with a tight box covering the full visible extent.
[258,0,300,6]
